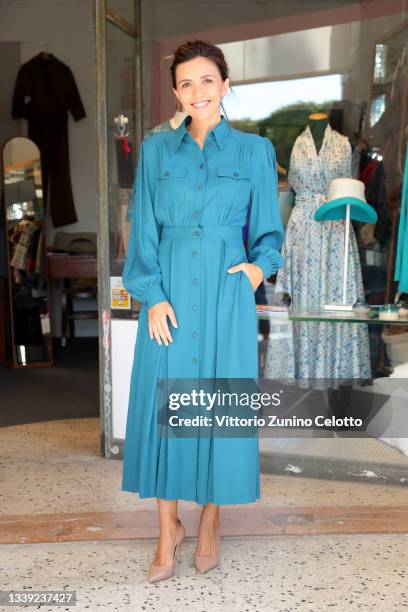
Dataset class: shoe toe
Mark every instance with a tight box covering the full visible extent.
[194,554,219,573]
[147,564,174,583]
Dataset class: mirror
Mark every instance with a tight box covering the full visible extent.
[0,137,53,367]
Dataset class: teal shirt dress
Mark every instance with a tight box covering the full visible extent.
[121,114,284,505]
[395,145,408,293]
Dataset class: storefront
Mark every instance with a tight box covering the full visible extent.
[95,0,408,486]
[1,0,408,485]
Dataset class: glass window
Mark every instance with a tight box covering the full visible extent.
[119,1,408,481]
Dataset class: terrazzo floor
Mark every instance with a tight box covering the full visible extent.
[2,534,407,611]
[1,418,408,611]
[1,418,408,516]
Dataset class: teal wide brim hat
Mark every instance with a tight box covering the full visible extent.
[314,178,378,224]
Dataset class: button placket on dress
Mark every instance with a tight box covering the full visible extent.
[191,228,200,367]
[190,143,208,371]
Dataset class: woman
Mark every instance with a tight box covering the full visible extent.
[121,40,284,583]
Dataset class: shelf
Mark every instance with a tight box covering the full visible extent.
[256,307,408,326]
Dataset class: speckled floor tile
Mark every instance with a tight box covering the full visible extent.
[1,534,407,611]
[1,418,407,517]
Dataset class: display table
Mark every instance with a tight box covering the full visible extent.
[255,306,408,325]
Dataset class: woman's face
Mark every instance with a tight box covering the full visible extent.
[173,55,229,121]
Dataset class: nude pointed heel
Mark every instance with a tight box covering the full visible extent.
[194,524,220,574]
[147,518,185,583]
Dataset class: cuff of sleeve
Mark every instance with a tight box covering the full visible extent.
[144,283,168,309]
[73,110,87,121]
[250,252,284,279]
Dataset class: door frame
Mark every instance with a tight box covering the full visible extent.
[94,0,142,458]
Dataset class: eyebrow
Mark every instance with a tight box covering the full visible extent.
[177,74,216,84]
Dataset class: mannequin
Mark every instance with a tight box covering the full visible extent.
[265,112,371,388]
[146,100,187,137]
[308,111,329,155]
[168,105,188,129]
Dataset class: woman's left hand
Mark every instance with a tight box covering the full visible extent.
[227,262,264,291]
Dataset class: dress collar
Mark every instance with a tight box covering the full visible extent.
[172,114,230,152]
[305,122,331,157]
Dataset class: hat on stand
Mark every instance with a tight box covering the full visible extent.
[314,178,377,224]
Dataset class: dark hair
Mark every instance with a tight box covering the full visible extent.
[169,40,229,89]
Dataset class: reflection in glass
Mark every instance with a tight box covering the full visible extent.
[107,1,135,26]
[1,137,53,367]
[106,20,139,317]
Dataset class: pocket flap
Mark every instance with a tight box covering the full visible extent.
[217,165,251,179]
[159,166,187,178]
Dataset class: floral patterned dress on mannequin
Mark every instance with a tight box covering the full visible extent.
[265,123,371,388]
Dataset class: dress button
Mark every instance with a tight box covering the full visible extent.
[200,163,205,169]
[193,210,199,217]
[194,230,200,236]
[192,332,198,339]
[164,171,170,177]
[233,171,239,177]
[192,304,198,311]
[192,357,198,364]
[197,184,203,190]
[192,278,198,285]
[192,251,198,257]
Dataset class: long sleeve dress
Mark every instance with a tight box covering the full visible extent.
[121,115,284,505]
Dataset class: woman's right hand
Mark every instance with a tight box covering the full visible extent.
[148,301,178,346]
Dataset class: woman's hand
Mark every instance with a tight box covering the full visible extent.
[148,301,178,346]
[227,262,264,291]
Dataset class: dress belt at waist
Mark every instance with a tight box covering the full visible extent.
[294,193,327,212]
[161,225,244,238]
[295,193,327,202]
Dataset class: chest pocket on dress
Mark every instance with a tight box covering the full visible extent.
[217,165,251,180]
[156,165,187,211]
[217,165,251,206]
[158,166,187,179]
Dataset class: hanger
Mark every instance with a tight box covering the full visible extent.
[40,44,51,60]
[114,115,129,138]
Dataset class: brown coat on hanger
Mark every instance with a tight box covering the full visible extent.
[12,52,86,227]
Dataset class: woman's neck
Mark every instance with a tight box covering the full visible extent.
[187,113,222,142]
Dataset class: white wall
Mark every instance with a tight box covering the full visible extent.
[111,318,139,440]
[220,25,353,85]
[0,0,97,243]
[0,42,23,161]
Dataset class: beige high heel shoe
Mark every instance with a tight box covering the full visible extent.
[194,524,220,573]
[147,518,185,583]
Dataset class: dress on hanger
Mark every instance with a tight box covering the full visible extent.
[121,115,284,504]
[265,124,371,387]
[12,53,86,227]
